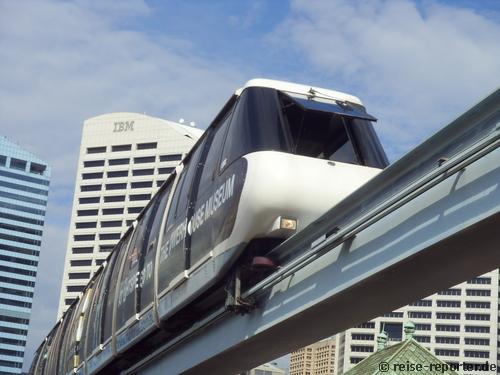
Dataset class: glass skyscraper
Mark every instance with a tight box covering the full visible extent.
[0,136,50,374]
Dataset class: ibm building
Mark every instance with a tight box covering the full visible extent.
[58,113,202,317]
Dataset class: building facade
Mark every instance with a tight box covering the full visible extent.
[336,271,499,375]
[57,113,203,317]
[290,337,336,375]
[0,136,50,374]
[250,363,286,375]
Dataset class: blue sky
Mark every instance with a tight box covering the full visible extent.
[1,0,499,370]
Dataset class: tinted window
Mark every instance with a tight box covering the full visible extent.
[84,160,105,167]
[139,186,170,310]
[115,208,155,329]
[112,144,131,152]
[221,88,286,169]
[199,111,232,188]
[84,273,104,358]
[102,239,129,341]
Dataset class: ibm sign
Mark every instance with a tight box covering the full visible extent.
[113,121,135,133]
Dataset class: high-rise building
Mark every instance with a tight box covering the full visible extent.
[335,270,498,375]
[290,337,336,375]
[0,136,50,375]
[58,113,203,317]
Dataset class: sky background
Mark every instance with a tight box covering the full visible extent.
[1,0,500,370]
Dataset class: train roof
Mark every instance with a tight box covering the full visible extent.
[237,78,364,106]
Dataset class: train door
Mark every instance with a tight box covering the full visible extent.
[157,138,206,291]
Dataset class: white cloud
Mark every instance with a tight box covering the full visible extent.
[269,0,500,159]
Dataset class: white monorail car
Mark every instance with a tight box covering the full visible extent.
[30,79,388,375]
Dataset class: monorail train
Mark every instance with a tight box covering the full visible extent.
[29,79,388,374]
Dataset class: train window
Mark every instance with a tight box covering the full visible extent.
[173,140,205,217]
[350,119,389,168]
[138,186,170,310]
[115,207,156,329]
[84,273,105,358]
[102,237,130,341]
[221,87,287,169]
[279,92,388,167]
[199,110,232,188]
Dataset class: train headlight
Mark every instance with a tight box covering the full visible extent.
[280,217,297,231]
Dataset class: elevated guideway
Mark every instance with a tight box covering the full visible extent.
[127,89,500,375]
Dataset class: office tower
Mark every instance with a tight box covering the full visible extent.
[290,337,336,375]
[0,136,51,375]
[335,270,498,374]
[58,113,203,317]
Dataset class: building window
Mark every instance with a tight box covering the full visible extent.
[413,336,431,343]
[132,168,154,176]
[134,156,156,163]
[414,323,431,331]
[81,184,101,192]
[99,233,121,240]
[99,245,114,252]
[107,170,128,178]
[436,324,460,332]
[0,155,6,166]
[137,142,157,150]
[466,301,490,309]
[436,313,460,320]
[438,288,461,296]
[465,313,490,321]
[129,193,151,201]
[87,146,106,154]
[30,162,46,175]
[409,299,432,307]
[131,181,152,189]
[356,322,375,329]
[95,259,106,266]
[126,220,134,226]
[158,167,175,175]
[65,298,76,305]
[437,300,461,308]
[75,222,97,229]
[74,234,95,241]
[83,160,105,167]
[435,349,459,357]
[71,247,93,254]
[109,158,130,166]
[9,158,26,171]
[77,209,98,216]
[435,336,460,344]
[112,144,132,152]
[408,311,432,319]
[160,154,182,162]
[102,207,124,215]
[68,272,91,279]
[351,345,373,353]
[351,333,374,341]
[464,338,489,346]
[156,180,165,187]
[128,206,144,214]
[464,350,489,358]
[67,285,85,293]
[82,172,103,180]
[70,259,92,267]
[79,196,100,204]
[104,195,125,203]
[467,277,491,284]
[465,326,489,333]
[101,220,122,228]
[466,289,490,296]
[106,183,127,190]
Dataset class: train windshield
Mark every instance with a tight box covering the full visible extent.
[278,91,388,168]
[224,87,388,169]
